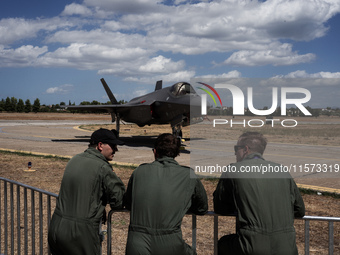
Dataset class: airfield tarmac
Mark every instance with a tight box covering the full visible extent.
[0,113,339,193]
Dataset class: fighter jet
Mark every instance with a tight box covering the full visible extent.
[65,78,202,137]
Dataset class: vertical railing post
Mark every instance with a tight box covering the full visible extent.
[39,192,44,255]
[4,181,8,255]
[31,189,35,255]
[47,195,52,255]
[107,210,114,255]
[16,185,21,255]
[304,220,310,255]
[214,215,218,255]
[192,214,197,251]
[24,187,28,254]
[0,180,2,253]
[10,183,14,255]
[328,221,334,255]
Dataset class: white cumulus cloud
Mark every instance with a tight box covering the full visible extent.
[62,4,93,16]
[223,43,316,66]
[45,84,74,94]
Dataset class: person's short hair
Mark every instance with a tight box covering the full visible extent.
[154,133,181,158]
[237,132,267,155]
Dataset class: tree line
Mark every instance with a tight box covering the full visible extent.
[0,97,41,113]
[1,96,338,117]
[0,97,127,113]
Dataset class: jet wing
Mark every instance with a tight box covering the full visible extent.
[66,104,134,114]
[66,102,155,126]
[66,102,156,117]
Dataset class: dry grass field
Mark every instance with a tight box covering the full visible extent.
[1,112,340,254]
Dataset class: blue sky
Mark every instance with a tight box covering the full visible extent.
[1,0,340,108]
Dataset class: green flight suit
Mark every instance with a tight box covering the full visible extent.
[213,153,305,255]
[48,147,125,255]
[124,157,208,255]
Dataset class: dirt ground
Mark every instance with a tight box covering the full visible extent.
[1,112,340,254]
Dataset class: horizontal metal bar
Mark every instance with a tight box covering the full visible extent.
[301,216,340,222]
[0,177,58,198]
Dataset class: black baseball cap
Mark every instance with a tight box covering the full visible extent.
[90,128,124,145]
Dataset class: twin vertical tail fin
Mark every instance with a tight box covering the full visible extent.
[100,78,118,104]
[100,78,118,123]
[155,80,162,91]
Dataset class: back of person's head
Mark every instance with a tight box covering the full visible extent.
[238,132,267,155]
[154,133,180,158]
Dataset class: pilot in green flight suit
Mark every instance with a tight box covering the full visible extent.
[124,133,208,255]
[213,132,305,255]
[48,129,125,255]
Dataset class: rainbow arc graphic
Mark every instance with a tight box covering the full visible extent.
[197,82,223,107]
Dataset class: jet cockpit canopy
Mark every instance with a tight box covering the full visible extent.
[171,82,196,96]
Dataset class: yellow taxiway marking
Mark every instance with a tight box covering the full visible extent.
[73,126,92,132]
[297,184,340,195]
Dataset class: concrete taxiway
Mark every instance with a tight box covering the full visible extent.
[0,119,339,193]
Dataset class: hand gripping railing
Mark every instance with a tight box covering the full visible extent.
[107,209,340,255]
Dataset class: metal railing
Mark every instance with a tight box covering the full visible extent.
[302,216,340,255]
[0,177,58,255]
[0,177,339,255]
[107,210,340,255]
